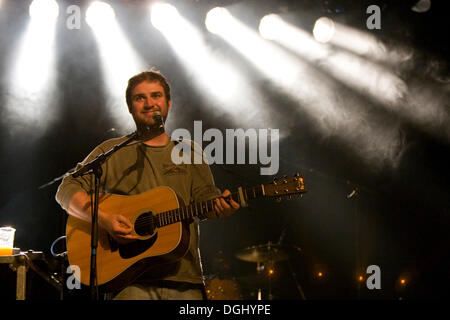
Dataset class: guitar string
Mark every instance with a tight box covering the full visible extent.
[127,181,303,230]
[131,191,246,229]
[131,184,287,229]
[133,198,220,228]
[131,199,217,228]
[128,182,302,231]
[131,186,271,229]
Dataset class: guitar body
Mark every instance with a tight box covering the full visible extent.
[66,186,190,292]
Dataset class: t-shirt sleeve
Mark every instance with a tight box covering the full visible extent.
[55,145,105,211]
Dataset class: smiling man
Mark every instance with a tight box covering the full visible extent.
[126,75,172,144]
[56,69,239,300]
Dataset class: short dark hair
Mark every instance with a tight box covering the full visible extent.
[126,68,171,110]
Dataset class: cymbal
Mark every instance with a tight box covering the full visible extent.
[235,242,301,263]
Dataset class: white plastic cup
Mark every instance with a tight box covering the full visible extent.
[0,227,16,256]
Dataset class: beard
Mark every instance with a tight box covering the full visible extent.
[133,112,167,140]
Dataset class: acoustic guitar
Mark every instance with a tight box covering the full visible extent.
[66,174,306,292]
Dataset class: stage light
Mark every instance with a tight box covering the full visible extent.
[205,7,229,34]
[86,1,116,29]
[150,2,178,31]
[358,275,364,282]
[29,0,59,22]
[411,0,431,13]
[259,14,283,40]
[396,272,412,290]
[313,17,335,43]
[86,1,145,134]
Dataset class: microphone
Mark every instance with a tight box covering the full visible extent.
[152,111,165,133]
[138,110,165,141]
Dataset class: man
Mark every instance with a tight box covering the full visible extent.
[56,69,240,299]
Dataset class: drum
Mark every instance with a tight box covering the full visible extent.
[205,277,242,300]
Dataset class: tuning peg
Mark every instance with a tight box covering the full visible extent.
[273,177,278,185]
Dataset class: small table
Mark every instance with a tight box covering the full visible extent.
[0,250,62,300]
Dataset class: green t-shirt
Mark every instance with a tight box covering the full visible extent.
[56,136,220,286]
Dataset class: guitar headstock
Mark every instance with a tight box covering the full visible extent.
[263,173,306,201]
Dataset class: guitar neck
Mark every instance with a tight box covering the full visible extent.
[156,185,265,227]
[156,174,306,228]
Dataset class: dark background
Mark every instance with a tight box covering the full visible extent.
[0,0,448,300]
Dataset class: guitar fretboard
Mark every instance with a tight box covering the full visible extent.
[155,185,265,227]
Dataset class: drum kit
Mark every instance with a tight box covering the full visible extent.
[205,241,304,300]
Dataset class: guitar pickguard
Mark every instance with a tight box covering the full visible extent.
[109,233,159,259]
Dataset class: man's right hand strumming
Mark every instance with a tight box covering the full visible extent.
[67,191,138,244]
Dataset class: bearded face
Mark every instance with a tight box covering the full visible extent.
[129,80,171,133]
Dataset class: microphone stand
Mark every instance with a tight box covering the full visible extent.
[63,112,163,300]
[71,132,138,300]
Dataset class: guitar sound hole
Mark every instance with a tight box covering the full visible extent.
[134,212,155,236]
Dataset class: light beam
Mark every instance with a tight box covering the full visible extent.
[4,0,59,137]
[151,3,269,129]
[86,1,146,134]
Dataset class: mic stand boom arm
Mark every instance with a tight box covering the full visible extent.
[70,132,138,300]
[71,132,138,178]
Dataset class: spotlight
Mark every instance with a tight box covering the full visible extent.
[205,7,229,34]
[86,1,116,28]
[259,14,283,40]
[29,0,59,22]
[313,17,335,43]
[411,0,431,13]
[396,273,410,291]
[151,3,179,31]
